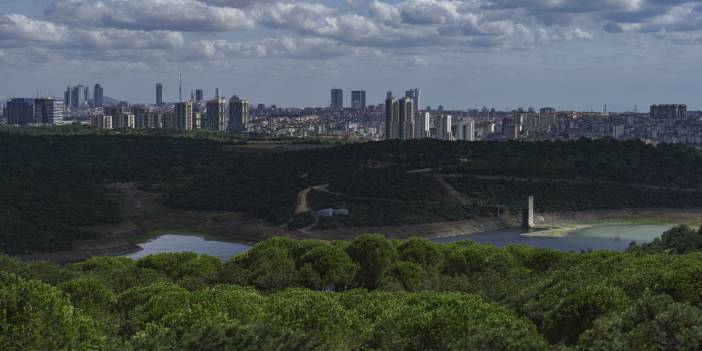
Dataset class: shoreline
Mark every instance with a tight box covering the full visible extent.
[16,207,702,263]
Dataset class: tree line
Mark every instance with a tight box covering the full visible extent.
[4,227,702,349]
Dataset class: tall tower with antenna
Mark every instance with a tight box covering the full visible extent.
[179,73,183,103]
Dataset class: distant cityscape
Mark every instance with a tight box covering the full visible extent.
[1,83,701,145]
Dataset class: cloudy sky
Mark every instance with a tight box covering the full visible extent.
[1,0,702,111]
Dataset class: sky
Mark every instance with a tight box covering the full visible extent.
[1,0,702,111]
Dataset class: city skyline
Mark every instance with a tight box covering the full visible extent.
[1,1,702,111]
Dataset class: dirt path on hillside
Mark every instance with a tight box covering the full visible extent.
[434,174,470,205]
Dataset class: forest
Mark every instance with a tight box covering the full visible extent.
[3,226,702,350]
[4,129,702,254]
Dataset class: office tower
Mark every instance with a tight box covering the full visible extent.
[215,88,220,100]
[398,97,414,140]
[257,104,265,112]
[179,73,182,102]
[156,83,163,106]
[6,98,35,125]
[205,98,226,131]
[405,88,420,113]
[93,84,104,107]
[175,101,193,130]
[650,104,687,120]
[195,89,203,102]
[34,98,64,124]
[384,94,399,140]
[437,115,453,141]
[227,95,249,132]
[64,87,71,107]
[351,91,366,110]
[386,91,392,100]
[331,88,343,109]
[70,85,89,109]
[415,112,431,139]
[456,118,475,141]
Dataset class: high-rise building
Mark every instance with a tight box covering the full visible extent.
[351,91,366,110]
[650,104,687,120]
[34,98,64,125]
[437,115,453,141]
[205,98,226,131]
[502,117,519,139]
[162,112,176,130]
[415,112,431,139]
[92,115,113,129]
[112,114,135,129]
[174,101,193,130]
[398,97,414,140]
[64,87,71,108]
[405,88,420,113]
[227,95,249,132]
[215,88,220,100]
[384,94,399,140]
[331,88,343,109]
[156,83,163,106]
[70,85,89,109]
[6,98,35,125]
[456,118,475,141]
[93,84,104,107]
[136,112,162,129]
[195,89,203,102]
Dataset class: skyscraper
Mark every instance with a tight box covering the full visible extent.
[205,98,226,131]
[64,87,71,108]
[34,98,64,125]
[156,83,163,106]
[437,115,453,141]
[351,91,366,110]
[331,88,343,109]
[93,84,104,107]
[227,95,249,132]
[6,98,35,125]
[384,94,399,140]
[415,112,431,139]
[215,88,220,100]
[398,97,414,140]
[195,89,203,102]
[405,88,421,113]
[175,101,193,130]
[70,85,89,109]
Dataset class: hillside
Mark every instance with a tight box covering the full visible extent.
[3,132,702,254]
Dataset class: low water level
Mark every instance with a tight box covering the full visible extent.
[125,224,675,260]
[430,224,675,251]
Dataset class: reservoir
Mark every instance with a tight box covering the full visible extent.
[125,234,252,260]
[125,224,675,259]
[430,224,675,251]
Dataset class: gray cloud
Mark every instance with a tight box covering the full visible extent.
[45,0,254,31]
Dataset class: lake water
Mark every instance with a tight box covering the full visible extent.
[430,224,675,252]
[125,224,675,259]
[125,234,252,260]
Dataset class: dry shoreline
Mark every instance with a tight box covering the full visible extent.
[19,206,702,263]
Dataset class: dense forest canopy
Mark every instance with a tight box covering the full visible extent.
[3,130,702,254]
[3,229,702,350]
